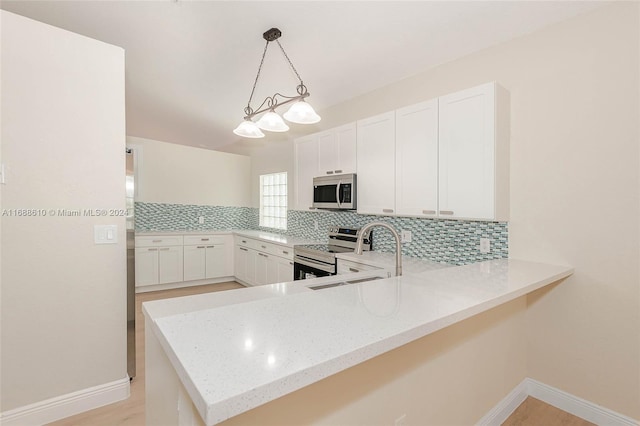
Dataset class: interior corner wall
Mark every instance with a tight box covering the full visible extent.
[266,2,638,419]
[249,140,294,209]
[1,10,127,412]
[128,136,251,207]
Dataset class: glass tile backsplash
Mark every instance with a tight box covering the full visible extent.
[136,202,507,265]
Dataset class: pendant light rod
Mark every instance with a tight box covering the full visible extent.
[243,88,310,121]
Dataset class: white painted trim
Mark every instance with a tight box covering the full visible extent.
[476,380,528,425]
[526,378,639,426]
[478,378,639,426]
[0,376,130,426]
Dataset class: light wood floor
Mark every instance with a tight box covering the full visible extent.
[48,283,593,426]
[502,396,595,426]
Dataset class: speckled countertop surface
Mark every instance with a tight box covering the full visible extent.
[143,259,573,425]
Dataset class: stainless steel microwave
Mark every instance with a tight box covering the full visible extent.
[312,174,357,210]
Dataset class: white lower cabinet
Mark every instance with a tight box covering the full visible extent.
[235,236,294,286]
[183,235,233,282]
[135,236,184,288]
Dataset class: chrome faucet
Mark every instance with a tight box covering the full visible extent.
[355,222,402,277]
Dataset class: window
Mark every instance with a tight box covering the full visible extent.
[259,172,287,230]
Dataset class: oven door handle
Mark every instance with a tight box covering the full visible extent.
[294,256,335,273]
[336,180,342,209]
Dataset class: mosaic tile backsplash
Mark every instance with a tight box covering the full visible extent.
[136,202,508,265]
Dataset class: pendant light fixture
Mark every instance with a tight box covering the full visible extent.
[233,28,321,139]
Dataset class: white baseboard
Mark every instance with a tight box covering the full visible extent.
[526,378,639,426]
[478,378,639,426]
[0,376,130,426]
[476,380,529,425]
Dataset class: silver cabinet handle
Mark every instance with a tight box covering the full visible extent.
[241,240,247,243]
[422,210,436,215]
[201,238,209,241]
[308,206,316,210]
[152,240,162,243]
[197,246,205,249]
[440,210,454,215]
[289,262,293,265]
[239,247,248,252]
[335,170,343,173]
[159,248,170,251]
[326,171,334,175]
[261,245,267,249]
[206,246,214,248]
[259,253,268,258]
[349,267,359,273]
[282,250,289,255]
[383,209,394,213]
[148,248,158,251]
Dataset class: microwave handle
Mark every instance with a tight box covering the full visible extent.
[336,180,343,208]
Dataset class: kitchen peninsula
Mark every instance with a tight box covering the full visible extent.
[143,258,573,425]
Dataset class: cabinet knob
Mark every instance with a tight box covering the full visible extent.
[422,210,436,215]
[439,210,454,215]
[382,209,394,213]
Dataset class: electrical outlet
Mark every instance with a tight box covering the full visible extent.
[480,238,491,253]
[401,230,412,243]
[198,216,205,224]
[394,414,407,426]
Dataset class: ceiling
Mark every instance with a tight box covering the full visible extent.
[1,1,606,155]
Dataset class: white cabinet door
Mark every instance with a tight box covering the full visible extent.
[183,245,206,281]
[265,255,280,284]
[395,99,439,217]
[294,135,319,211]
[317,122,357,175]
[135,247,159,287]
[235,245,249,282]
[254,252,269,285]
[438,82,496,220]
[158,246,183,284]
[356,112,396,215]
[276,256,294,283]
[335,122,357,174]
[205,245,228,279]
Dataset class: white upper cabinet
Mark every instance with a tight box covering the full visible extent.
[438,82,509,221]
[293,135,319,211]
[317,123,357,175]
[356,111,396,215]
[395,99,439,217]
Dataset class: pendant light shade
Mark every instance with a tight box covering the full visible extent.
[283,100,321,124]
[233,120,265,138]
[233,28,318,139]
[256,111,290,132]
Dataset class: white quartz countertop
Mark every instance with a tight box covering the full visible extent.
[336,250,452,276]
[144,259,573,425]
[136,229,321,247]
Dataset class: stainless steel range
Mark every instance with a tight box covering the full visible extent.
[293,226,372,280]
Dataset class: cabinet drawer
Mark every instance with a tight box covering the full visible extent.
[184,235,226,246]
[337,259,382,274]
[136,235,183,247]
[236,236,258,249]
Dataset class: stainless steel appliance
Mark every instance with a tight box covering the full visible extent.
[312,173,356,210]
[125,148,136,379]
[293,226,371,280]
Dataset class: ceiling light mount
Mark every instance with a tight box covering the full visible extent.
[233,27,321,139]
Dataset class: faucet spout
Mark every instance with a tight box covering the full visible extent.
[355,222,402,277]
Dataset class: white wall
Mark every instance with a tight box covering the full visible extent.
[250,2,639,420]
[1,10,128,413]
[249,141,293,208]
[128,136,251,207]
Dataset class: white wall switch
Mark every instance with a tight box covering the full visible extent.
[480,238,491,253]
[94,225,118,244]
[198,216,205,224]
[401,230,412,243]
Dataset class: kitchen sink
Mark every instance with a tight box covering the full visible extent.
[308,276,383,291]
